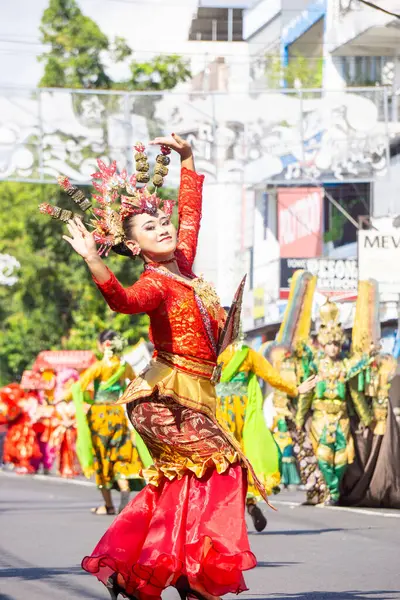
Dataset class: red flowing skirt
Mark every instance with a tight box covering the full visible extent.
[82,395,257,599]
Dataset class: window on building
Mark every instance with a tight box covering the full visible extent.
[188,7,244,41]
[340,56,391,86]
[324,182,371,247]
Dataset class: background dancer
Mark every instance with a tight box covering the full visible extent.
[66,330,142,515]
[217,331,314,532]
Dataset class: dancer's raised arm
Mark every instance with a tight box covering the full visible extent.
[150,134,204,271]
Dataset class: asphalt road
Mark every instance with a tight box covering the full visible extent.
[1,472,400,600]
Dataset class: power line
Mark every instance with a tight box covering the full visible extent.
[0,35,398,52]
[357,0,400,19]
[0,39,394,61]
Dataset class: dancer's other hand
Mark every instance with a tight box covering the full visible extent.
[63,217,97,260]
[298,375,317,395]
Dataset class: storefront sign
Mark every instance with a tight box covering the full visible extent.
[358,230,400,294]
[278,188,323,258]
[280,257,358,299]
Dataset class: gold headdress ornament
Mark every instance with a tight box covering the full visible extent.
[276,270,316,351]
[352,279,380,355]
[38,143,174,256]
[317,298,345,347]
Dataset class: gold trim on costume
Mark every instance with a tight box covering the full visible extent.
[157,351,216,379]
[117,358,217,418]
[142,449,240,487]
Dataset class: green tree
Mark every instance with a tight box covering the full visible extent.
[0,184,160,382]
[0,182,178,384]
[39,0,191,91]
[127,55,192,92]
[266,53,324,89]
[39,0,113,89]
[0,1,187,384]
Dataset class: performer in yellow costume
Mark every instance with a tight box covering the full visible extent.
[295,299,372,505]
[217,332,314,530]
[69,330,148,515]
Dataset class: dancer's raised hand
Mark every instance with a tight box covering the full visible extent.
[63,217,97,260]
[149,133,192,159]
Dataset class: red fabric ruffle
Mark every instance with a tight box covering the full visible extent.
[82,464,256,599]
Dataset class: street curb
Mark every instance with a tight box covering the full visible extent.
[2,471,400,518]
[273,499,400,518]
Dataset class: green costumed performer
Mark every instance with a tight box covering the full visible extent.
[267,270,329,505]
[273,418,301,488]
[295,299,373,505]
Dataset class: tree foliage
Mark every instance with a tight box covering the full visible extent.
[0,0,186,384]
[39,0,191,91]
[39,0,113,89]
[266,53,324,90]
[0,182,178,384]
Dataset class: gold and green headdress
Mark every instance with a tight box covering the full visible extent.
[317,299,345,347]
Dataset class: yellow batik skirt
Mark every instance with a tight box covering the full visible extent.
[217,390,281,497]
[87,404,143,489]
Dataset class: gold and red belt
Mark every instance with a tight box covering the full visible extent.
[156,351,218,381]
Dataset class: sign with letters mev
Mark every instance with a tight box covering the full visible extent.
[358,230,400,294]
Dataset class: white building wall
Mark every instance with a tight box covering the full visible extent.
[243,0,281,41]
[326,0,399,55]
[373,155,400,217]
[195,182,246,306]
[252,190,280,302]
[322,0,347,89]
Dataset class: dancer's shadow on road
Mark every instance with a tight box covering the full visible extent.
[0,566,84,580]
[0,566,100,600]
[245,591,400,600]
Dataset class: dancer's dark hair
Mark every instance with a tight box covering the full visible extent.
[98,329,118,344]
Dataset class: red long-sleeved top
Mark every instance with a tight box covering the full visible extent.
[95,168,221,363]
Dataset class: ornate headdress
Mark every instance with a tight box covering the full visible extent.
[317,299,345,347]
[39,143,174,256]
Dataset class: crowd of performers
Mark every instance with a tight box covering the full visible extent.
[213,272,400,531]
[1,134,399,600]
[0,331,153,515]
[2,276,399,525]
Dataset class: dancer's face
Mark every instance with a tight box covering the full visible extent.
[125,209,177,262]
[324,341,341,359]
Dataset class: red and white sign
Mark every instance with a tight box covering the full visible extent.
[32,351,97,372]
[278,187,323,258]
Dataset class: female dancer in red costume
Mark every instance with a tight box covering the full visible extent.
[61,135,312,600]
[0,383,41,474]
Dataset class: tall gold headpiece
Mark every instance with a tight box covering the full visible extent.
[317,299,345,346]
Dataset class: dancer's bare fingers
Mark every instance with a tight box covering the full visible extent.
[74,217,89,236]
[66,221,80,237]
[62,235,74,244]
